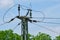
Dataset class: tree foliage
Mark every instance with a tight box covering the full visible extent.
[0,29,21,40]
[54,36,60,40]
[0,30,60,40]
[31,32,52,40]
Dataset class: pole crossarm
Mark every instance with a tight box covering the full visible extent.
[16,16,39,22]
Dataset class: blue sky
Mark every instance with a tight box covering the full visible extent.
[0,0,60,39]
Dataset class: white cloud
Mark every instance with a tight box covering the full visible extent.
[0,0,14,8]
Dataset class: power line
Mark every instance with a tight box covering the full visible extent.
[20,5,45,22]
[3,4,45,23]
[3,4,28,23]
[0,19,20,40]
[3,4,18,22]
[0,22,20,39]
[40,21,60,24]
[12,23,20,30]
[0,17,16,26]
[0,22,9,26]
[10,23,20,40]
[31,17,60,19]
[31,23,60,35]
[29,19,60,24]
[28,0,32,9]
[31,11,45,22]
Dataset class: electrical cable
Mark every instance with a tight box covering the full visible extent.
[12,23,20,30]
[0,17,16,26]
[21,5,45,22]
[31,17,60,19]
[39,21,60,24]
[20,4,45,16]
[20,5,60,20]
[31,23,60,35]
[30,20,60,24]
[28,19,60,24]
[12,22,21,40]
[2,4,30,24]
[3,22,20,40]
[20,4,45,22]
[3,4,27,23]
[33,10,45,22]
[28,0,32,9]
[32,10,46,22]
[20,4,30,10]
[3,4,18,23]
[18,4,60,20]
[0,22,9,26]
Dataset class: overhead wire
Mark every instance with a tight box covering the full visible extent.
[2,3,20,39]
[28,19,60,24]
[20,4,45,16]
[1,0,60,28]
[1,3,18,39]
[3,4,29,23]
[20,4,45,22]
[31,8,45,22]
[20,5,60,19]
[0,22,20,40]
[0,22,9,26]
[28,0,32,9]
[20,5,60,20]
[12,23,20,30]
[2,4,32,26]
[11,22,21,40]
[31,20,60,24]
[28,0,45,19]
[31,23,60,35]
[0,22,20,39]
[3,4,18,23]
[4,22,20,40]
[40,21,60,24]
[0,17,16,26]
[32,20,60,24]
[31,17,60,19]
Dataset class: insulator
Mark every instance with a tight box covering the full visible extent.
[30,10,32,18]
[18,4,20,11]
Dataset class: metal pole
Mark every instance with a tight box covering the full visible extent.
[21,17,28,40]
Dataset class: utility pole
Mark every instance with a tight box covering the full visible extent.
[16,15,31,40]
[21,16,28,40]
[17,4,37,40]
[17,4,31,40]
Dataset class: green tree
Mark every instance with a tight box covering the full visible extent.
[54,35,60,40]
[31,32,52,40]
[0,30,53,40]
[0,29,21,40]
